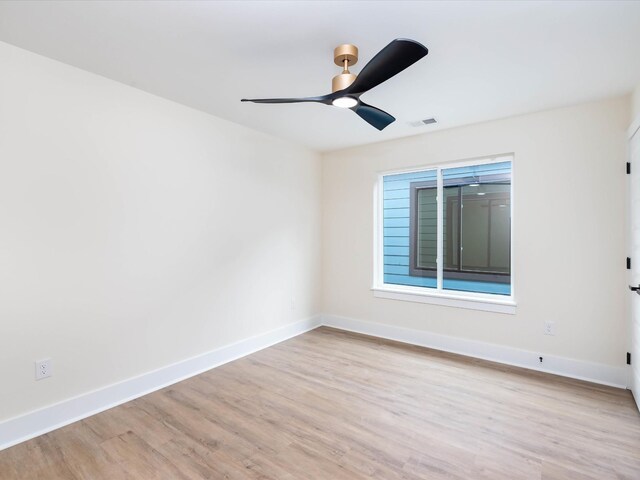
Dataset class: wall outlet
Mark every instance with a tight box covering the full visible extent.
[544,321,555,336]
[35,358,52,380]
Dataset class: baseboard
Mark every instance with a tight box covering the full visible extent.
[322,314,628,389]
[1,312,629,451]
[633,371,640,412]
[0,315,322,452]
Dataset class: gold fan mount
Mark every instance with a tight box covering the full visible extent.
[332,44,359,93]
[333,44,358,67]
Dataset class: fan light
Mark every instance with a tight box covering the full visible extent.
[332,97,358,109]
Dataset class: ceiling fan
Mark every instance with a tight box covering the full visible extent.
[241,38,428,131]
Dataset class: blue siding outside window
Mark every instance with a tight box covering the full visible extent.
[383,169,437,288]
[442,161,511,183]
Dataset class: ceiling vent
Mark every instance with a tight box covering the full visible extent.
[409,118,437,127]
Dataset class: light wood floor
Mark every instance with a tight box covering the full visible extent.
[1,327,639,479]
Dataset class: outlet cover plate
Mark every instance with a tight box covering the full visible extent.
[35,358,52,380]
[544,321,555,336]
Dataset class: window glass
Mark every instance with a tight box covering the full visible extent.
[381,159,512,297]
[442,162,511,295]
[416,187,437,269]
[382,169,437,288]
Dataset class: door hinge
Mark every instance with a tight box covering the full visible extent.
[627,257,632,270]
[628,352,632,365]
[627,162,631,174]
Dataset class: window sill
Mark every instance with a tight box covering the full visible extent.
[371,285,516,314]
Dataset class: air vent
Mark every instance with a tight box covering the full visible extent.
[409,118,437,127]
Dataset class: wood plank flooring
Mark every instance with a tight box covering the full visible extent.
[1,327,639,479]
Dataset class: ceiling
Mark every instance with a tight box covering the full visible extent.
[1,1,639,152]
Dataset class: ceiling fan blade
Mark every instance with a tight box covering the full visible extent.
[241,95,330,104]
[345,39,428,95]
[352,102,396,130]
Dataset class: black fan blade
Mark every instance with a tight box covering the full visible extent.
[352,101,396,130]
[241,95,330,104]
[346,39,428,95]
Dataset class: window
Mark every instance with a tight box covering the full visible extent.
[376,156,513,308]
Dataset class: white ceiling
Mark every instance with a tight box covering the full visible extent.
[1,1,639,152]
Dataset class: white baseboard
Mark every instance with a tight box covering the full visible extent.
[322,314,628,389]
[633,370,640,412]
[0,316,322,452]
[1,312,629,452]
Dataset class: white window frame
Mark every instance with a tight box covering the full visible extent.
[372,154,516,314]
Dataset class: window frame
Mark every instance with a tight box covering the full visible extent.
[373,154,516,314]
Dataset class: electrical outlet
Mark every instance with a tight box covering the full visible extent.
[544,321,555,336]
[35,358,52,380]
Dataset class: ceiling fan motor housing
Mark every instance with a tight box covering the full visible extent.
[332,72,356,92]
[332,44,358,92]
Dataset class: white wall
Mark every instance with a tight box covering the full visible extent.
[633,83,640,122]
[322,97,629,368]
[0,35,633,427]
[0,41,321,422]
